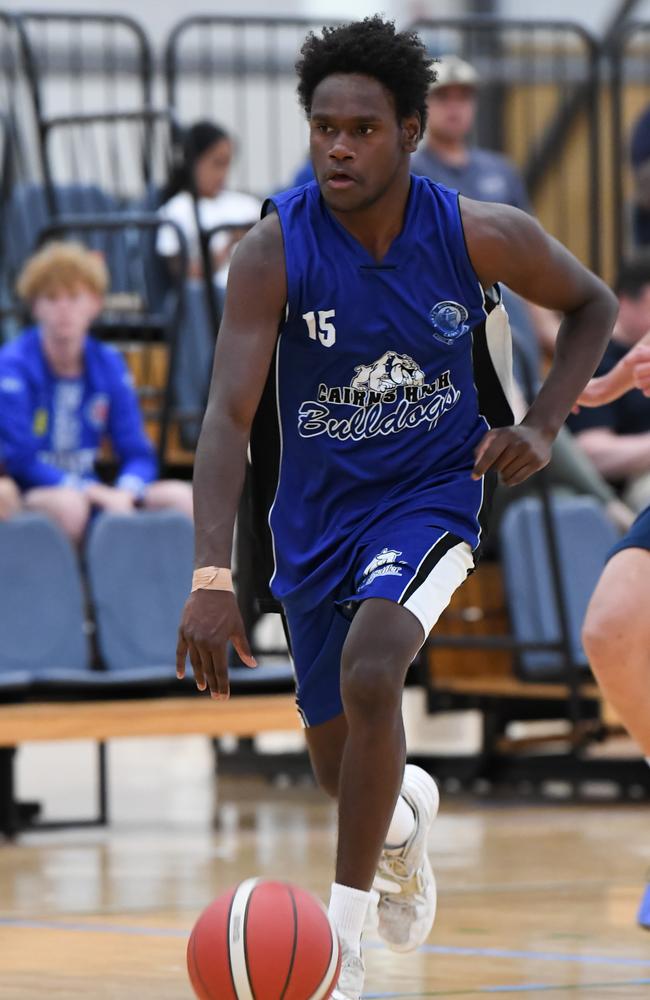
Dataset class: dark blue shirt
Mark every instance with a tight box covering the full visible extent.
[567,339,650,437]
[410,145,530,212]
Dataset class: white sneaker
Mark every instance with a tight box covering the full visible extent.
[373,764,439,953]
[332,946,365,1000]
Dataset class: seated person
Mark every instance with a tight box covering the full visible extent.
[411,55,558,356]
[568,262,650,512]
[156,121,261,291]
[0,242,193,544]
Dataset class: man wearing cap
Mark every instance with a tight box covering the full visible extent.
[411,55,530,211]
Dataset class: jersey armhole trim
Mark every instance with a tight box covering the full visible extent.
[455,192,500,318]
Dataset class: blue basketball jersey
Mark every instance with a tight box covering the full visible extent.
[260,174,514,610]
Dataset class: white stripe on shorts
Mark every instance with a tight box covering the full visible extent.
[400,535,474,641]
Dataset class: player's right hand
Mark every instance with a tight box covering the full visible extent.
[176,590,257,700]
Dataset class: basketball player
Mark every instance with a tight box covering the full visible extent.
[176,18,617,998]
[578,336,650,929]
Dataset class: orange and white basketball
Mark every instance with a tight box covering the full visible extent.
[187,878,341,1000]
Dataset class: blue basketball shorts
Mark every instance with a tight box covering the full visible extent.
[608,504,650,560]
[282,522,475,727]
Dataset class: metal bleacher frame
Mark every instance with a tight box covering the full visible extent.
[14,9,153,121]
[610,20,650,269]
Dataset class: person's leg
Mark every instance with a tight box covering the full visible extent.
[582,519,650,931]
[582,547,650,754]
[142,479,193,519]
[23,486,90,544]
[336,597,423,890]
[304,713,348,797]
[0,477,21,520]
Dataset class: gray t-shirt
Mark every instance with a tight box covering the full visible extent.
[410,145,530,212]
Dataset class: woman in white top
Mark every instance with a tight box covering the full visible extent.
[157,121,261,290]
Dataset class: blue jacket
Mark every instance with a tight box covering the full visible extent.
[0,327,158,493]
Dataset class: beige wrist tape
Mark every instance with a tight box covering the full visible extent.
[191,566,234,592]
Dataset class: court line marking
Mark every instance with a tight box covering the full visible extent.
[365,979,650,997]
[363,940,650,968]
[1,918,650,974]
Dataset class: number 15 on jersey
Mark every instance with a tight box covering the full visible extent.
[302,310,336,348]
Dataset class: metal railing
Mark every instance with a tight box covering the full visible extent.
[15,10,153,121]
[164,15,339,195]
[40,107,181,210]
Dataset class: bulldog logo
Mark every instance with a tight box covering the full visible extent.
[351,352,425,394]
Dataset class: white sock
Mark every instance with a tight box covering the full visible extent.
[328,882,371,957]
[385,793,416,848]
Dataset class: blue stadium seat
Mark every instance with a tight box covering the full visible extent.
[86,508,294,694]
[86,510,193,683]
[499,496,619,681]
[0,514,89,684]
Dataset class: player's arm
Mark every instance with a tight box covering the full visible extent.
[577,334,650,407]
[462,198,619,486]
[176,214,287,698]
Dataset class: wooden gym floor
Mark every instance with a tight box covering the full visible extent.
[0,736,649,999]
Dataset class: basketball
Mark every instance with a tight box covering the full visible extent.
[187,878,341,1000]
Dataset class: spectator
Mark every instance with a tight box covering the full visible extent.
[411,55,557,357]
[568,262,650,512]
[157,121,261,291]
[411,55,529,208]
[0,242,193,544]
[0,473,20,520]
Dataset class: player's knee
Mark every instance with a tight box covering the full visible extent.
[582,606,625,675]
[340,650,402,721]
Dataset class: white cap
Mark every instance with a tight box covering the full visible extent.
[429,55,479,93]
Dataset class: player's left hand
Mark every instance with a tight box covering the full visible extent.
[471,425,553,487]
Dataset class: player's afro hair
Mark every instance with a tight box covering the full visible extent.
[296,16,435,138]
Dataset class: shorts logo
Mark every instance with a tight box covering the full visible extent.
[359,548,404,588]
[429,300,470,346]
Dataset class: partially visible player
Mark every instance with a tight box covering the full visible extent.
[177,18,617,998]
[579,339,650,928]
